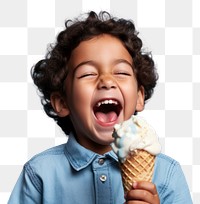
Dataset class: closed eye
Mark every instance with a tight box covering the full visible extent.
[114,71,133,78]
[115,72,132,76]
[78,73,97,79]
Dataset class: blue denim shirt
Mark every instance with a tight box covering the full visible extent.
[8,133,192,204]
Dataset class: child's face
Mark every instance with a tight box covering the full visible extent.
[55,34,144,153]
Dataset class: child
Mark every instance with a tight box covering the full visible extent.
[8,11,192,204]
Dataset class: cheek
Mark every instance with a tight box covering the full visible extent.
[69,84,93,115]
[68,89,88,122]
[122,83,138,115]
[64,78,93,119]
[121,79,138,98]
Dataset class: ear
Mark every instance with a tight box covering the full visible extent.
[136,86,145,112]
[50,92,70,117]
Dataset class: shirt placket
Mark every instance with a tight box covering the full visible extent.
[92,157,113,204]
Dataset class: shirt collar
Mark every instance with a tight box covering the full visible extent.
[64,132,118,171]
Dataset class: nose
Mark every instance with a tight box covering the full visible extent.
[97,74,117,90]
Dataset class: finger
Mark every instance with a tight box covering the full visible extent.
[133,181,158,195]
[126,201,147,204]
[126,188,160,204]
[126,189,153,202]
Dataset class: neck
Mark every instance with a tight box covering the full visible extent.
[74,135,112,155]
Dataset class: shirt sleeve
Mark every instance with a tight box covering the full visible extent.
[8,165,42,204]
[162,162,193,204]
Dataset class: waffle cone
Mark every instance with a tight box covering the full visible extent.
[120,150,155,193]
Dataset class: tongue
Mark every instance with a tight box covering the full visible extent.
[95,111,118,123]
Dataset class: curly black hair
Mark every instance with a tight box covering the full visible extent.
[31,11,158,135]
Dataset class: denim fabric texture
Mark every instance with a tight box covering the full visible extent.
[8,133,192,204]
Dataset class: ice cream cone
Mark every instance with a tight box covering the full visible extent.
[111,115,161,193]
[120,149,155,193]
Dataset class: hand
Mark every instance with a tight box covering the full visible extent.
[125,181,160,204]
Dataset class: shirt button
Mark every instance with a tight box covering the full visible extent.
[100,175,107,182]
[98,158,105,165]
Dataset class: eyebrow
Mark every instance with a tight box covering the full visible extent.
[74,59,133,71]
[114,59,133,68]
[74,60,94,71]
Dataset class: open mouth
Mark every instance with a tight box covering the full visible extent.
[93,99,122,124]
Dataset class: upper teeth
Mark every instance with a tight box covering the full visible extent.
[96,100,118,107]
